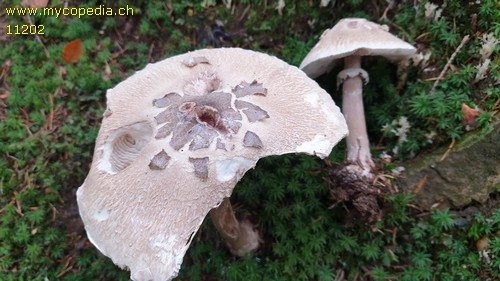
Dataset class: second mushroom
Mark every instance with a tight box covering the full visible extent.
[300,18,416,172]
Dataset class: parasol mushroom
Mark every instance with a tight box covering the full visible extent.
[77,48,347,281]
[300,18,416,172]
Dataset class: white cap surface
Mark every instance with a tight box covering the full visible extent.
[77,48,347,281]
[300,18,417,78]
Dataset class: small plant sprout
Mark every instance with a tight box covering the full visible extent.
[77,48,347,281]
[300,18,416,173]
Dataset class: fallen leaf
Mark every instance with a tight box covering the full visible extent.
[476,237,490,251]
[0,91,9,100]
[462,103,480,123]
[26,0,49,8]
[62,39,83,64]
[461,103,480,130]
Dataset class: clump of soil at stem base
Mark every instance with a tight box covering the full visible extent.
[324,160,394,224]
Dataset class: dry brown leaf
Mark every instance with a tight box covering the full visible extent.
[0,92,10,100]
[476,237,490,251]
[461,103,480,125]
[62,39,83,64]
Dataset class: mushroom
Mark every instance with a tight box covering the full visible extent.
[300,18,416,172]
[77,48,347,281]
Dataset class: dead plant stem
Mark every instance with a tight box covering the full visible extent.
[430,35,470,93]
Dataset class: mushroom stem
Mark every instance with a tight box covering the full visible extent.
[341,55,375,171]
[209,198,260,256]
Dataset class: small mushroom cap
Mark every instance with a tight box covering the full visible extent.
[77,48,347,281]
[300,18,417,78]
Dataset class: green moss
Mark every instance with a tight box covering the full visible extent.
[0,0,498,280]
[455,119,499,151]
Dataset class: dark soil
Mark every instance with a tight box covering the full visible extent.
[325,161,394,224]
[0,60,11,122]
[58,185,89,252]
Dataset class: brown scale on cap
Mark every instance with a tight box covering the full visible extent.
[235,100,269,122]
[194,105,227,133]
[189,157,209,180]
[153,91,238,151]
[243,131,263,148]
[181,56,210,67]
[232,80,267,97]
[150,61,274,186]
[149,150,171,170]
[152,76,271,159]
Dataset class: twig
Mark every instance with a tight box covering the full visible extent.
[439,139,455,162]
[334,269,345,281]
[430,35,470,93]
[378,0,395,22]
[148,42,155,62]
[414,175,427,194]
[392,227,398,246]
[239,4,252,22]
[493,98,500,115]
[46,90,57,131]
[407,204,423,212]
[24,14,50,58]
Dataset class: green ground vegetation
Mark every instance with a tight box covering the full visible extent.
[0,0,498,280]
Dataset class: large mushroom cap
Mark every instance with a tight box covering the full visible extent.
[77,48,347,281]
[300,18,417,78]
